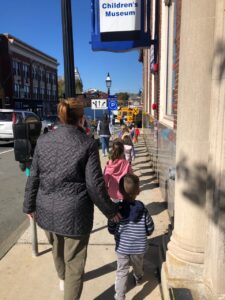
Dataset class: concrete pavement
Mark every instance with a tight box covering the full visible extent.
[0,135,171,300]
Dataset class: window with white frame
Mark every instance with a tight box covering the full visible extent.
[33,87,38,99]
[23,64,29,79]
[159,0,177,123]
[24,85,30,98]
[14,83,20,97]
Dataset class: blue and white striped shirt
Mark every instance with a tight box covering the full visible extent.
[108,200,154,255]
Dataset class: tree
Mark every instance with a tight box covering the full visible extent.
[75,79,83,94]
[58,79,65,99]
[58,78,83,99]
[116,92,129,106]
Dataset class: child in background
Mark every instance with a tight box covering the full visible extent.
[104,139,132,203]
[133,126,140,143]
[108,174,154,300]
[123,135,135,164]
[118,125,130,139]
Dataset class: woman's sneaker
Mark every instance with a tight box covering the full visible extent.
[59,279,64,291]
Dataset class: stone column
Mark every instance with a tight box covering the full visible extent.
[203,1,225,298]
[161,0,216,298]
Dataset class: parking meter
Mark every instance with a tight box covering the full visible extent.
[13,115,41,257]
[13,115,42,170]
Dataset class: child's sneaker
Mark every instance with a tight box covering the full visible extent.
[133,275,143,286]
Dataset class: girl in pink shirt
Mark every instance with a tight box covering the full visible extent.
[104,139,132,202]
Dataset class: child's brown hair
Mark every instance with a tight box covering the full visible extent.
[111,139,124,161]
[119,174,140,200]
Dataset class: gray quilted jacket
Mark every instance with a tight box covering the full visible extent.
[23,124,117,237]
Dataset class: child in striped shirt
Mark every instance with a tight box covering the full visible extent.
[108,174,154,300]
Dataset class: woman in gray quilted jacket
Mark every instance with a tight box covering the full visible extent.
[23,98,121,300]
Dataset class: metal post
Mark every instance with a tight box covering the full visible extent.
[108,88,110,122]
[61,0,76,98]
[26,166,38,257]
[30,216,38,257]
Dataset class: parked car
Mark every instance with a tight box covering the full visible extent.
[0,109,42,141]
[0,109,53,141]
[41,115,59,133]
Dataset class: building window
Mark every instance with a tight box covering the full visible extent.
[32,66,39,80]
[40,69,45,82]
[24,85,30,99]
[52,89,57,100]
[46,73,50,84]
[23,64,30,79]
[52,74,55,85]
[33,87,38,99]
[159,0,177,123]
[13,61,21,76]
[40,88,45,99]
[47,89,51,100]
[14,84,20,97]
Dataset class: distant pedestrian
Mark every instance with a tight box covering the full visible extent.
[108,174,154,300]
[104,139,132,203]
[97,113,112,157]
[122,135,135,163]
[118,125,129,139]
[129,124,135,140]
[133,126,140,143]
[23,98,121,300]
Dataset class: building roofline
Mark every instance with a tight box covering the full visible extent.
[2,33,58,64]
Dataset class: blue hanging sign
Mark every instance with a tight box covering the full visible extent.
[108,95,118,110]
[91,0,152,52]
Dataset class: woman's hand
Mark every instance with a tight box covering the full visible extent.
[111,212,122,223]
[26,213,34,220]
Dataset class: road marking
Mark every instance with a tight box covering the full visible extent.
[0,149,14,155]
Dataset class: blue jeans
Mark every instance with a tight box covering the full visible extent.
[100,137,110,155]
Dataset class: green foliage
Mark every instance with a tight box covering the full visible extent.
[58,78,83,99]
[116,92,130,106]
[75,79,83,94]
[58,79,65,99]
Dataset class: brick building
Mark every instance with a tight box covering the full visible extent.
[0,34,58,117]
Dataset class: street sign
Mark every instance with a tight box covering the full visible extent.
[91,99,107,110]
[108,99,118,111]
[133,107,139,115]
[108,95,118,100]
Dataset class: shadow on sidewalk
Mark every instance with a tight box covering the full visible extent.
[37,247,52,257]
[140,182,159,192]
[146,202,167,216]
[91,225,107,234]
[134,160,151,167]
[84,261,117,282]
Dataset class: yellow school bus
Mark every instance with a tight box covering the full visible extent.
[117,107,134,123]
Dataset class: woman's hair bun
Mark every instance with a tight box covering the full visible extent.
[58,98,84,125]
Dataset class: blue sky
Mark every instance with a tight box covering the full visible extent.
[0,0,142,94]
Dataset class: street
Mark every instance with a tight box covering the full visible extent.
[0,142,27,259]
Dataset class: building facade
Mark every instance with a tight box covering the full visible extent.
[0,34,58,117]
[141,0,225,299]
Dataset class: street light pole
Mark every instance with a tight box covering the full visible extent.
[105,72,112,121]
[61,0,76,98]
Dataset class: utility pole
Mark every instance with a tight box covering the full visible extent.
[61,0,76,98]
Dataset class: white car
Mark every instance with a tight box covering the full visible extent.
[0,109,42,141]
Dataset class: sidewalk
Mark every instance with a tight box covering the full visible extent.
[0,135,170,300]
